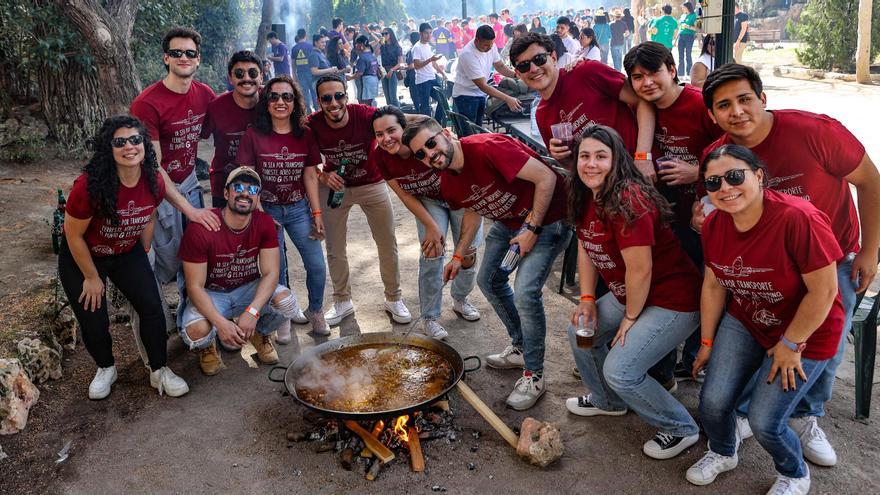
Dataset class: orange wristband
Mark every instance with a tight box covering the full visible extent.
[452,254,463,262]
[700,338,714,347]
[579,294,596,302]
[312,210,322,217]
[634,151,652,161]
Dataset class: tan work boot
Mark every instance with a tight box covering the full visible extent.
[250,333,279,364]
[199,341,222,376]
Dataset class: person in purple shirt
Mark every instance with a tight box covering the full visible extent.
[267,32,291,76]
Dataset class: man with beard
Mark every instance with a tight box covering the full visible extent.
[307,75,411,326]
[201,50,263,208]
[130,27,220,331]
[402,118,571,411]
[178,167,297,375]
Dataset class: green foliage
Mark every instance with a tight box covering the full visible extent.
[0,136,41,164]
[333,0,407,26]
[791,0,880,72]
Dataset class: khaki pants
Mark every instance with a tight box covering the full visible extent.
[734,42,747,63]
[320,181,402,303]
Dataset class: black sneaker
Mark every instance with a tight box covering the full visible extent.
[643,431,700,460]
[674,362,706,383]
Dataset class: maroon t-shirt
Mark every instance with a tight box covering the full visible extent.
[65,171,165,257]
[235,127,321,205]
[200,91,258,197]
[536,61,638,153]
[704,109,864,256]
[440,134,568,229]
[306,104,383,187]
[371,146,443,201]
[654,84,724,227]
[577,187,701,312]
[178,209,279,292]
[130,80,216,184]
[702,189,844,360]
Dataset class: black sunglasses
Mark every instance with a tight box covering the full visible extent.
[268,92,295,102]
[514,52,550,73]
[166,49,200,59]
[233,68,260,79]
[111,134,145,148]
[320,91,347,103]
[413,131,444,161]
[704,169,752,192]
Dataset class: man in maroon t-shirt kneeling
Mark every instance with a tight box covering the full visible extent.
[178,167,300,376]
[402,118,571,411]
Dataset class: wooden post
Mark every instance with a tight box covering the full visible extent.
[455,381,520,449]
[407,427,425,472]
[856,0,874,84]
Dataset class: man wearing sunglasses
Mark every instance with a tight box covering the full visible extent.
[179,167,298,376]
[697,63,880,468]
[402,118,571,411]
[306,75,411,327]
[201,51,263,209]
[266,31,291,77]
[509,32,657,182]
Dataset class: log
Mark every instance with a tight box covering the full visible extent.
[339,447,355,471]
[365,459,383,481]
[432,400,450,411]
[344,420,395,464]
[407,426,425,472]
[361,420,385,458]
[455,381,519,448]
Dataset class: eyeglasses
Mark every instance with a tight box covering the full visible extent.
[704,168,752,192]
[514,52,551,73]
[231,183,261,195]
[383,32,391,36]
[111,135,145,148]
[233,68,260,79]
[413,131,444,161]
[320,91,347,103]
[166,49,200,59]
[268,92,295,102]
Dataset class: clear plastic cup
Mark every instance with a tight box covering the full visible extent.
[575,315,595,349]
[550,122,574,152]
[656,155,676,170]
[701,195,717,216]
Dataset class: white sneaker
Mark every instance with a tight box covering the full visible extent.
[643,431,700,460]
[486,345,525,369]
[766,465,810,495]
[325,300,355,326]
[506,371,545,410]
[790,416,837,466]
[708,415,754,452]
[149,367,190,397]
[686,451,739,486]
[565,394,628,417]
[306,309,331,336]
[452,297,481,321]
[88,366,117,400]
[384,299,412,323]
[275,320,292,345]
[291,309,309,325]
[421,320,449,340]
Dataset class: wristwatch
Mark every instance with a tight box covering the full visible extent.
[524,223,543,235]
[780,335,807,353]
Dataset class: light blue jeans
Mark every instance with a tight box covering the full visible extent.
[701,313,827,478]
[179,280,287,350]
[610,44,625,71]
[415,198,483,320]
[264,201,327,313]
[477,220,571,374]
[568,294,700,436]
[381,73,400,107]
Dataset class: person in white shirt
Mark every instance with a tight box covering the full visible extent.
[452,24,522,126]
[578,27,602,61]
[411,22,448,116]
[555,16,581,57]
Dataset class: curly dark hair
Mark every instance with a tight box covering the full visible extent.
[253,75,307,137]
[568,124,674,228]
[83,115,161,225]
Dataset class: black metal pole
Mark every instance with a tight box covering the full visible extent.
[492,0,497,14]
[716,0,736,66]
[462,0,467,19]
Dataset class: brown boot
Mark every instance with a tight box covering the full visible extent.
[199,341,222,376]
[250,333,279,364]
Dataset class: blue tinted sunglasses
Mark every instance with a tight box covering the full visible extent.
[231,183,260,195]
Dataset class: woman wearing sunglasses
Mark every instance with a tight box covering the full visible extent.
[235,75,330,337]
[370,107,483,340]
[687,145,843,493]
[566,125,702,460]
[59,115,189,399]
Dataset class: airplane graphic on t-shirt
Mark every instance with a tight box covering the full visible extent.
[559,103,585,123]
[172,109,205,127]
[710,256,773,278]
[215,244,259,260]
[654,128,690,146]
[91,245,115,256]
[752,308,782,327]
[118,200,152,217]
[579,221,603,240]
[260,147,308,161]
[324,140,365,161]
[167,160,183,172]
[608,281,627,297]
[462,182,496,203]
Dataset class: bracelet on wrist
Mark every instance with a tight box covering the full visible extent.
[579,294,596,302]
[246,306,260,318]
[700,338,714,348]
[634,151,653,161]
[452,254,463,262]
[312,210,322,218]
[623,313,638,322]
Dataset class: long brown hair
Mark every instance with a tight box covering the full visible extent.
[253,75,307,138]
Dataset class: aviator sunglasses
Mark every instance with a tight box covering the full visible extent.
[233,67,261,79]
[413,131,444,161]
[111,134,145,148]
[514,52,550,73]
[231,183,261,195]
[704,168,752,192]
[166,49,200,59]
[268,92,295,102]
[320,92,347,103]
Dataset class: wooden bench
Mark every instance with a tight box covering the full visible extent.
[749,29,782,44]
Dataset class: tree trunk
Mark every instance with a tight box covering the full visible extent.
[855,0,873,83]
[38,58,104,143]
[255,0,274,61]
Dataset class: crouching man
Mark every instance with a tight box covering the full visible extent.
[178,167,301,375]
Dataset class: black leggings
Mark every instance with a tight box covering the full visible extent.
[58,241,167,370]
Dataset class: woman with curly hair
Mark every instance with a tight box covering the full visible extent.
[565,125,702,459]
[235,75,329,338]
[59,115,189,400]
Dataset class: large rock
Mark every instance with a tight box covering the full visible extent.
[16,338,62,383]
[53,305,78,352]
[0,359,40,435]
[516,417,564,468]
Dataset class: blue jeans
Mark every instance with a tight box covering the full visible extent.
[736,258,855,417]
[568,294,700,436]
[264,201,327,313]
[677,33,695,76]
[477,220,571,373]
[413,80,435,116]
[453,95,487,127]
[610,44,625,71]
[382,73,400,107]
[701,313,827,478]
[175,184,204,329]
[297,73,315,113]
[415,199,483,320]
[599,43,610,64]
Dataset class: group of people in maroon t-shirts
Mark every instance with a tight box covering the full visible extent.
[58,26,877,494]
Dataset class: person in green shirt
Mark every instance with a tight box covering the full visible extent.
[676,2,698,76]
[649,4,679,51]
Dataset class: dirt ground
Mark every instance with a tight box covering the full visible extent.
[2,110,880,495]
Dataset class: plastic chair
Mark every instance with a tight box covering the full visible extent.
[852,291,878,419]
[431,85,452,128]
[447,111,474,138]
